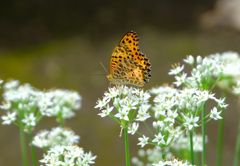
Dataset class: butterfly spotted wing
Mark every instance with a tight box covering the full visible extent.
[107,31,151,87]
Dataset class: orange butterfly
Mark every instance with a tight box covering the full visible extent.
[107,31,151,87]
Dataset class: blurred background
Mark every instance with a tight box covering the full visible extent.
[0,0,240,165]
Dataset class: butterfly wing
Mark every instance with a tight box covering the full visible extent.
[109,43,132,75]
[108,31,151,87]
[119,31,151,72]
[112,59,147,87]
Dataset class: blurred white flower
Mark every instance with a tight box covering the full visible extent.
[33,127,80,149]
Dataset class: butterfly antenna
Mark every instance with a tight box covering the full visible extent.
[99,61,108,74]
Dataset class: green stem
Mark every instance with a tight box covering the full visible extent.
[20,126,28,166]
[124,128,130,166]
[217,91,226,166]
[202,102,206,166]
[189,130,194,165]
[59,115,65,128]
[29,132,37,166]
[162,149,166,160]
[144,121,154,136]
[233,110,240,166]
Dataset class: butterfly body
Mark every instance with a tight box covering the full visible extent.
[107,31,151,87]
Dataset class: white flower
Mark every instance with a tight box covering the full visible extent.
[115,107,129,121]
[104,87,119,100]
[98,104,114,117]
[1,112,17,125]
[138,135,149,147]
[152,133,165,145]
[136,106,151,121]
[168,65,184,75]
[128,122,139,135]
[196,55,202,64]
[183,55,194,65]
[22,113,36,127]
[95,98,110,109]
[164,109,178,124]
[215,97,228,108]
[210,107,222,120]
[183,115,199,130]
[173,73,187,87]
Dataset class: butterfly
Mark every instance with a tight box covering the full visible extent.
[107,31,151,87]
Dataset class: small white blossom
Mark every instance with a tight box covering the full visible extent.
[138,135,149,148]
[183,115,199,130]
[98,104,114,117]
[136,106,151,121]
[128,122,139,135]
[95,98,110,109]
[168,65,184,75]
[173,73,187,87]
[22,113,36,127]
[1,112,17,125]
[210,107,222,120]
[183,55,194,65]
[115,107,129,121]
[152,133,165,145]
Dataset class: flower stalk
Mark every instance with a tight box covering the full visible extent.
[202,102,206,166]
[189,130,194,165]
[124,127,130,166]
[20,124,28,166]
[29,132,37,166]
[217,91,226,166]
[233,103,240,166]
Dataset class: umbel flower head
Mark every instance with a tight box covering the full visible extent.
[95,85,151,130]
[32,127,80,149]
[39,145,96,166]
[136,85,227,148]
[169,54,227,89]
[1,80,82,132]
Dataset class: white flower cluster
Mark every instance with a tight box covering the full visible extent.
[38,89,82,119]
[152,158,195,166]
[95,85,151,129]
[170,134,207,152]
[32,127,80,149]
[40,145,96,166]
[1,80,41,131]
[132,147,172,166]
[1,80,82,132]
[169,54,227,89]
[137,85,227,148]
[209,51,240,80]
[208,52,240,94]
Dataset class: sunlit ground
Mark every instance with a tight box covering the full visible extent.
[0,26,239,165]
